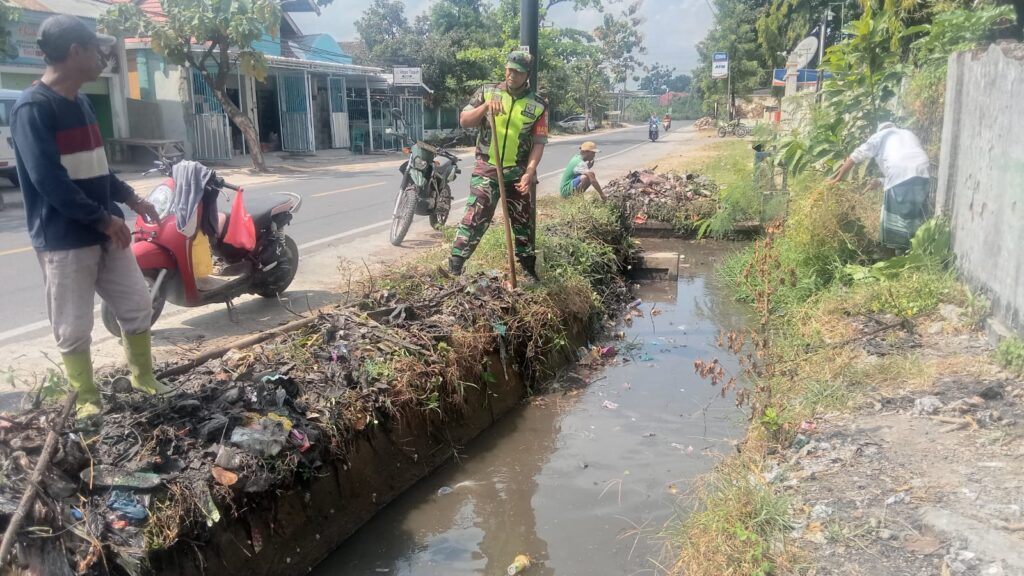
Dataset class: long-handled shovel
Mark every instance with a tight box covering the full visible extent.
[486,110,518,289]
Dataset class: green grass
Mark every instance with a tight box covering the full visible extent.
[693,140,763,238]
[995,336,1024,376]
[672,161,981,575]
[667,456,792,576]
[697,139,755,192]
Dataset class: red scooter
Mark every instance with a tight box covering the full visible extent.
[101,159,302,337]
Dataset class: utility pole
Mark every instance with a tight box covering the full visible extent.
[520,0,539,248]
[727,71,732,120]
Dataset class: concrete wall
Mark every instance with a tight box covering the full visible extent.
[153,64,190,151]
[936,42,1024,333]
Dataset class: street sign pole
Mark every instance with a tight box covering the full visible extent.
[520,0,539,251]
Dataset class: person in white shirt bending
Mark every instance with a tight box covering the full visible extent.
[830,122,931,250]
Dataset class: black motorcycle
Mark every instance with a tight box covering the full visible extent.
[648,121,659,142]
[387,109,462,246]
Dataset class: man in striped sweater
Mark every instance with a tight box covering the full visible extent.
[12,15,170,419]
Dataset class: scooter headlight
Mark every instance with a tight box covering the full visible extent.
[147,184,173,220]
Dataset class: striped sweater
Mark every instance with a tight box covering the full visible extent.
[12,82,135,251]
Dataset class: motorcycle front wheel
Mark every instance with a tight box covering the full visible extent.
[101,273,166,338]
[718,127,727,138]
[430,185,452,230]
[389,185,418,246]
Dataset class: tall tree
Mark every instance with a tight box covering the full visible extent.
[0,3,18,57]
[102,0,299,171]
[638,62,691,92]
[693,0,771,115]
[756,0,851,69]
[638,62,674,92]
[355,0,420,66]
[592,0,647,91]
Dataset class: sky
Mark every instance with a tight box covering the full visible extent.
[293,0,715,80]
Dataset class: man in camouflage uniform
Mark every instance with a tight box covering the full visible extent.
[449,50,548,280]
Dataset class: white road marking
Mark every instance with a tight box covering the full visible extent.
[0,128,653,341]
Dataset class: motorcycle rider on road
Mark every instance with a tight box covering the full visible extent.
[448,50,549,280]
[11,15,171,421]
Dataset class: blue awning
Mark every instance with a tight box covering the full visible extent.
[772,69,833,86]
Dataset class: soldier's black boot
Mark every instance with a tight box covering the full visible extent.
[518,254,540,282]
[448,255,465,276]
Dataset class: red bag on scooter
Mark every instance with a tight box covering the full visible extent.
[223,190,256,252]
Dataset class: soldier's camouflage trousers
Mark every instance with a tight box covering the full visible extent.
[451,175,534,260]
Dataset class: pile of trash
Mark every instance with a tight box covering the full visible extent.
[0,257,626,574]
[605,168,719,232]
[2,272,520,569]
[693,116,717,130]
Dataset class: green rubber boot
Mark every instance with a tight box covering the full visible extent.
[122,331,173,395]
[61,351,102,418]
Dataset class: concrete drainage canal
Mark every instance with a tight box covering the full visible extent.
[312,240,750,575]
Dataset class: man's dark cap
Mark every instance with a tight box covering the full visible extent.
[37,15,115,60]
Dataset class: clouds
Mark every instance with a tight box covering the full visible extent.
[293,0,713,76]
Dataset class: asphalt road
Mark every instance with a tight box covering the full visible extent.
[0,124,665,344]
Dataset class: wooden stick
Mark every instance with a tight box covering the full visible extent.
[156,316,318,379]
[928,416,966,425]
[486,110,518,289]
[0,390,78,565]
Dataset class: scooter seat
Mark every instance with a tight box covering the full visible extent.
[221,194,291,236]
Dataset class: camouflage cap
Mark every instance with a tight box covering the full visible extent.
[506,50,533,73]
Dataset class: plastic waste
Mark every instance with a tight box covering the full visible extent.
[599,346,618,358]
[289,429,312,452]
[507,554,531,575]
[792,434,810,450]
[601,400,619,410]
[670,443,694,454]
[331,343,349,363]
[83,465,162,490]
[214,445,241,470]
[230,417,289,457]
[265,412,293,431]
[437,486,454,496]
[107,490,149,524]
[627,298,642,309]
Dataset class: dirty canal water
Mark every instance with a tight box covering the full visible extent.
[313,240,750,575]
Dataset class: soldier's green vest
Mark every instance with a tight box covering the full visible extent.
[481,86,546,169]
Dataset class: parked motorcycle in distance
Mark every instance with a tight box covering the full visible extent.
[100,157,302,337]
[717,119,750,138]
[387,108,462,246]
